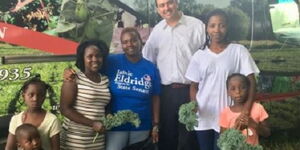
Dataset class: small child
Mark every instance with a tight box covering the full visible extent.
[5,77,61,150]
[15,123,43,150]
[219,73,270,145]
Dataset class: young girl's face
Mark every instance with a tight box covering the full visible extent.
[18,132,42,150]
[228,76,248,104]
[22,83,46,110]
[207,15,227,43]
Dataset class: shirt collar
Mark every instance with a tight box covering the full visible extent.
[162,12,185,29]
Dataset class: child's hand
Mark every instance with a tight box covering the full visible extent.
[234,113,249,130]
[63,68,76,81]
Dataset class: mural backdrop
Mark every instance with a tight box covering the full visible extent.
[1,0,300,149]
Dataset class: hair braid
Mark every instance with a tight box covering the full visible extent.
[46,83,58,114]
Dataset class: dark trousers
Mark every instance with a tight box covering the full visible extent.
[196,130,220,150]
[158,84,199,150]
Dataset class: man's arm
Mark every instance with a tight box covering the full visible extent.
[142,32,158,63]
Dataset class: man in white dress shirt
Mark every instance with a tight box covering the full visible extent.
[142,0,206,149]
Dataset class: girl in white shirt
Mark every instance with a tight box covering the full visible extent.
[185,9,259,150]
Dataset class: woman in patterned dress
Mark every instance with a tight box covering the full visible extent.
[60,40,111,150]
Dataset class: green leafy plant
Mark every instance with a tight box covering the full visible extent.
[178,101,198,131]
[93,110,141,143]
[218,129,263,150]
[101,110,141,130]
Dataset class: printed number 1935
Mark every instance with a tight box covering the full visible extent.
[0,67,32,81]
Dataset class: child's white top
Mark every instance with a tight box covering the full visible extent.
[185,43,259,132]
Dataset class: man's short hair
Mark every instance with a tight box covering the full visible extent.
[155,0,178,7]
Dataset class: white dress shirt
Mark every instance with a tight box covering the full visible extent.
[143,13,205,85]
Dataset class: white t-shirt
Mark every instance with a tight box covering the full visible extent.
[185,43,259,132]
[143,13,205,85]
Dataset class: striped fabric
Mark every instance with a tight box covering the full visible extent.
[60,72,111,150]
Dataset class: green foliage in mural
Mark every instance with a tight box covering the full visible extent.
[0,0,61,32]
[55,0,117,45]
[226,7,250,41]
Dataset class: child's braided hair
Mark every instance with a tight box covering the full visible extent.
[7,74,58,114]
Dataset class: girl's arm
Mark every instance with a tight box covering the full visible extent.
[236,74,256,126]
[151,95,160,143]
[190,82,199,102]
[50,133,60,150]
[5,133,17,150]
[244,74,256,114]
[60,80,104,132]
[248,118,271,137]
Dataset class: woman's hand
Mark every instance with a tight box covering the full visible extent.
[92,122,105,134]
[247,117,258,129]
[63,68,76,81]
[151,125,159,143]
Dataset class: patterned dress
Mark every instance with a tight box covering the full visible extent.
[60,72,111,150]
